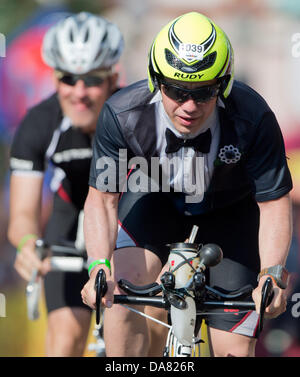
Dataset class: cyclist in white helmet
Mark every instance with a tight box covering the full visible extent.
[8,12,124,356]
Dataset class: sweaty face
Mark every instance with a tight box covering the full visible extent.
[160,78,218,136]
[55,70,118,134]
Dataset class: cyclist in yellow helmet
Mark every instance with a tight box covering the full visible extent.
[82,12,292,357]
[148,11,233,97]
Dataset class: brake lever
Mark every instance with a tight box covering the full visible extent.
[258,277,274,334]
[26,239,48,320]
[26,269,41,320]
[95,269,108,325]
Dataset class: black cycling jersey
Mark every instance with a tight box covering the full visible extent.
[10,93,94,312]
[90,79,292,213]
[10,93,92,211]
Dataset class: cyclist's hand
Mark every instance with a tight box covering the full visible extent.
[81,265,115,310]
[14,244,51,281]
[252,276,287,319]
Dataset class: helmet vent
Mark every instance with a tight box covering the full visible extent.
[69,28,74,43]
[165,49,216,73]
[102,30,108,44]
[84,28,90,42]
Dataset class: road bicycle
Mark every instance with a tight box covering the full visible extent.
[25,239,106,357]
[94,225,274,357]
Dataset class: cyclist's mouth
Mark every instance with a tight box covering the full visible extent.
[176,115,199,126]
[72,101,92,112]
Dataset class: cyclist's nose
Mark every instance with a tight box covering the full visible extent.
[73,79,88,98]
[181,97,200,112]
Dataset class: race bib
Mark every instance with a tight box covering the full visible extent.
[179,43,204,62]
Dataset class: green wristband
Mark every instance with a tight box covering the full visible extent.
[88,259,111,276]
[17,234,37,253]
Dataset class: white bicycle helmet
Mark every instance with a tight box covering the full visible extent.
[42,12,124,74]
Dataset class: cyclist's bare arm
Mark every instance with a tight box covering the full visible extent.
[253,193,292,317]
[8,174,50,280]
[81,186,119,309]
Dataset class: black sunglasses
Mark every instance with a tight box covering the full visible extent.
[58,74,106,87]
[160,81,220,103]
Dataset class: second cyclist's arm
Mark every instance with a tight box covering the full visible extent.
[8,174,50,280]
[8,174,43,247]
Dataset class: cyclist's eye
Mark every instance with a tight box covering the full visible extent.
[60,75,76,86]
[83,76,105,87]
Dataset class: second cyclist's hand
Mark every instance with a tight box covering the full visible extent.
[81,265,115,310]
[14,244,51,281]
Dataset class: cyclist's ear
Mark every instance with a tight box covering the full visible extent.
[52,70,60,89]
[109,72,119,93]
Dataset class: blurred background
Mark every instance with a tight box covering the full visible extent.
[0,0,300,357]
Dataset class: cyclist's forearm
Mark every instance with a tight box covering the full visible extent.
[8,174,43,248]
[8,212,40,248]
[84,187,119,263]
[257,193,292,269]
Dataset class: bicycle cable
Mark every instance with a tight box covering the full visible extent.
[119,304,172,329]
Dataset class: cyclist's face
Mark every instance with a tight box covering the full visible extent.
[160,78,218,136]
[54,70,118,134]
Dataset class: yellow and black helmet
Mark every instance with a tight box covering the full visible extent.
[148,12,234,98]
